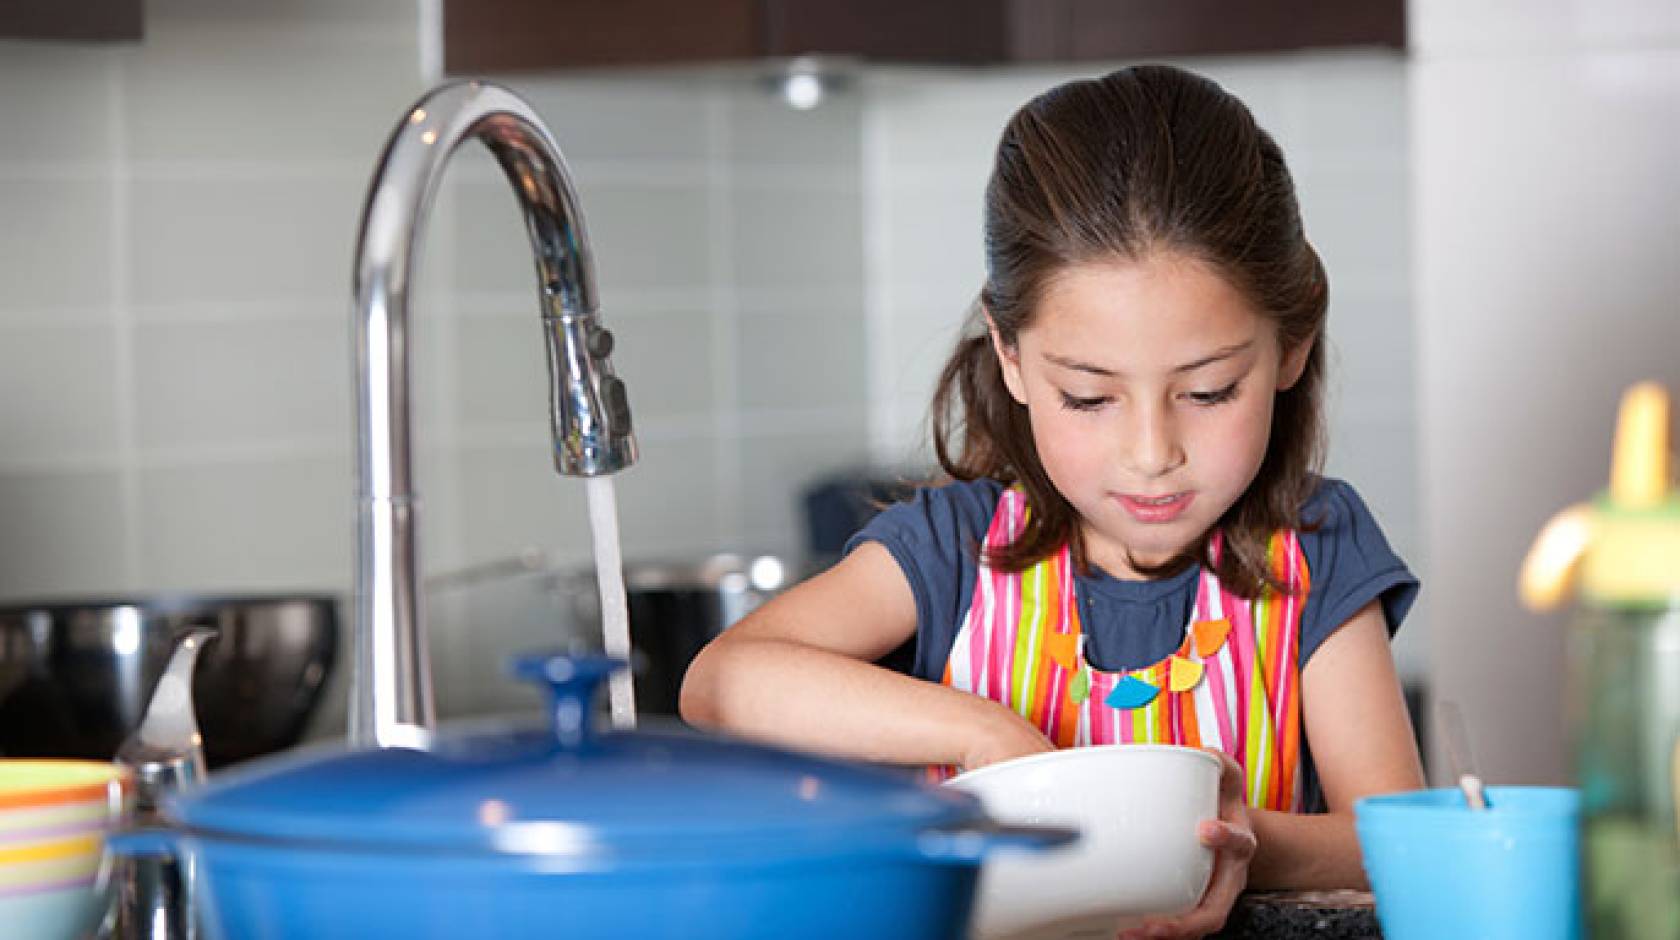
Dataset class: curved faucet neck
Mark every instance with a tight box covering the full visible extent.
[349,81,636,748]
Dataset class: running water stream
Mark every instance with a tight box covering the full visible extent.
[585,476,636,729]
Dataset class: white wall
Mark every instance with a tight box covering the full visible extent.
[1412,0,1680,784]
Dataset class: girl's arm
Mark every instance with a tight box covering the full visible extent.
[1247,598,1426,889]
[679,541,1053,769]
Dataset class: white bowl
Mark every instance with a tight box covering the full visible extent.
[947,744,1220,939]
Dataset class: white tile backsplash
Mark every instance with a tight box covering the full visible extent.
[128,174,365,306]
[738,416,872,553]
[451,310,718,429]
[1293,160,1411,282]
[132,318,349,452]
[726,91,863,169]
[135,453,351,591]
[0,468,128,596]
[593,313,719,424]
[0,325,123,463]
[730,182,863,292]
[122,27,421,164]
[584,181,716,294]
[0,179,115,318]
[1273,53,1409,164]
[0,44,114,165]
[736,309,868,412]
[454,441,595,567]
[864,70,1025,172]
[894,321,965,406]
[607,432,727,557]
[1321,285,1416,420]
[501,80,715,165]
[450,176,713,295]
[872,179,986,292]
[451,316,554,430]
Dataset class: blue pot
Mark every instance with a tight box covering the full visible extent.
[112,656,1071,939]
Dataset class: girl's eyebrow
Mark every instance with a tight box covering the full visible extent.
[1042,340,1253,377]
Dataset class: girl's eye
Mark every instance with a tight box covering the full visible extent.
[1058,391,1110,412]
[1186,382,1240,406]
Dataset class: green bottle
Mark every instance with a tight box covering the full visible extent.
[1524,382,1680,939]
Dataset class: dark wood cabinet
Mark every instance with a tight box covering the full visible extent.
[443,0,1404,75]
[0,0,141,41]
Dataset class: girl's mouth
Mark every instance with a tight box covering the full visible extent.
[1116,491,1194,523]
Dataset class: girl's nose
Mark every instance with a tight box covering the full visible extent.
[1125,404,1185,479]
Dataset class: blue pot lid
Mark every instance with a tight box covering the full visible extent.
[167,656,981,864]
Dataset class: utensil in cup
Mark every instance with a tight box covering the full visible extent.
[1437,700,1490,810]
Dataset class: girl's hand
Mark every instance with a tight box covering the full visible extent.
[958,699,1056,772]
[1119,750,1256,940]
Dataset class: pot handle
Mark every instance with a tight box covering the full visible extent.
[914,819,1078,864]
[106,826,182,859]
[509,653,625,750]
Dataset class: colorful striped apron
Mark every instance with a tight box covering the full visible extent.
[938,487,1310,812]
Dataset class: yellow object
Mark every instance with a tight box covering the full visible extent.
[0,834,101,867]
[1521,382,1680,610]
[1611,382,1670,508]
[1520,504,1594,610]
[1167,656,1204,693]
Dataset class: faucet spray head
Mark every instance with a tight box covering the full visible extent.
[543,311,636,476]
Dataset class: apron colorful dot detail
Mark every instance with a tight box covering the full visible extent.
[937,487,1311,813]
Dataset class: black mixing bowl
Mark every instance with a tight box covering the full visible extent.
[0,594,338,767]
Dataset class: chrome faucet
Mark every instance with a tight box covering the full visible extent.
[349,81,637,748]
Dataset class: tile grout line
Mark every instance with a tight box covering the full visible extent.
[109,53,143,591]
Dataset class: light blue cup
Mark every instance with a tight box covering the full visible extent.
[1355,786,1581,940]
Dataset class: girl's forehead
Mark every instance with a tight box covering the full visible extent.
[1028,254,1272,366]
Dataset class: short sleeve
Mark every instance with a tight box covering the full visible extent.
[1297,478,1419,664]
[843,478,1002,680]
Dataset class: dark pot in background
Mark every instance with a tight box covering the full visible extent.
[615,554,787,716]
[0,594,338,767]
[422,552,791,722]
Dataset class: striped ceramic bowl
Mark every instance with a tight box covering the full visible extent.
[0,761,132,940]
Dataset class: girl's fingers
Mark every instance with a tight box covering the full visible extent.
[1205,747,1245,794]
[1190,834,1254,935]
[1135,823,1253,937]
[1197,819,1258,858]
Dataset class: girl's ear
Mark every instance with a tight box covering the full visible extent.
[986,314,1029,405]
[1276,331,1317,392]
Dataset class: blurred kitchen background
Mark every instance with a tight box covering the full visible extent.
[0,0,1675,787]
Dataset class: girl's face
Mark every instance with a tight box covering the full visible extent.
[990,252,1313,578]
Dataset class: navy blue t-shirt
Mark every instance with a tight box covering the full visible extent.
[845,476,1418,810]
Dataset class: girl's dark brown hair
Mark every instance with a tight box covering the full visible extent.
[930,64,1327,599]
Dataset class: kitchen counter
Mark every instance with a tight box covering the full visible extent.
[1214,890,1381,939]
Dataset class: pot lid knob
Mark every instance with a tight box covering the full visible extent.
[510,654,622,749]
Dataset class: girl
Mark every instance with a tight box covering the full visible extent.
[681,64,1424,939]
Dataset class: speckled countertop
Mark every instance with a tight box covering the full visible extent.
[1213,890,1382,939]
